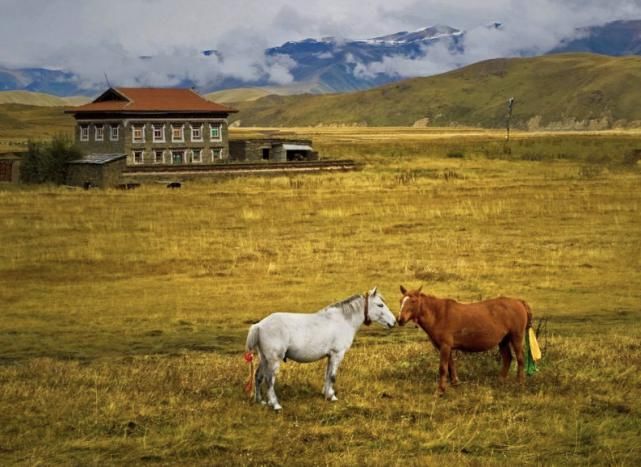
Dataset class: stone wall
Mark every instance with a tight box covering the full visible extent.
[66,158,126,188]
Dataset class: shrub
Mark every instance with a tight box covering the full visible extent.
[622,150,641,167]
[21,135,82,184]
[446,150,465,159]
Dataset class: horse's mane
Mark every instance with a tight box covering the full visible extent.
[324,294,363,317]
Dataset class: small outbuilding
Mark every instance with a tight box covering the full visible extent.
[229,138,318,162]
[66,154,126,188]
[0,151,24,183]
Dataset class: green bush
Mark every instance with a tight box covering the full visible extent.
[21,135,82,184]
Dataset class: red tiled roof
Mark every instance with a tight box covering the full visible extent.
[66,87,237,114]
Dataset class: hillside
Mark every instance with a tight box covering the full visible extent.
[0,91,89,107]
[231,54,641,129]
[205,88,274,104]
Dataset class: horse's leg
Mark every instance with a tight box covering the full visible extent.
[322,356,331,397]
[265,359,282,411]
[324,350,346,401]
[438,345,451,394]
[499,336,513,381]
[448,352,460,386]
[511,333,525,385]
[254,357,267,404]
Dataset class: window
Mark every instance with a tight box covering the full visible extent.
[132,125,145,143]
[191,149,202,163]
[172,124,184,142]
[133,150,144,164]
[211,148,222,161]
[154,150,164,164]
[191,124,203,142]
[209,123,221,141]
[110,124,119,141]
[171,150,184,165]
[95,125,104,141]
[153,124,165,142]
[80,125,89,142]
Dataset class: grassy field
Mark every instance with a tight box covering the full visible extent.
[1,129,641,465]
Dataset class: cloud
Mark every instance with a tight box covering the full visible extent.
[349,0,641,81]
[352,42,461,79]
[1,0,640,91]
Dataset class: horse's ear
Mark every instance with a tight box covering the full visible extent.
[417,284,423,293]
[400,285,407,295]
[370,286,377,296]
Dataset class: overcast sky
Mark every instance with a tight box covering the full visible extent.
[1,0,641,89]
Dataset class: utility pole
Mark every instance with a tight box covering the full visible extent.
[506,97,515,141]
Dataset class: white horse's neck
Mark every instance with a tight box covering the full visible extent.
[325,296,367,331]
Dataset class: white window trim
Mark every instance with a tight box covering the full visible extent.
[171,124,185,143]
[211,148,223,161]
[152,124,166,143]
[153,150,165,164]
[133,150,144,165]
[191,149,202,163]
[191,124,204,142]
[80,125,89,142]
[132,124,145,144]
[209,123,222,142]
[95,125,104,142]
[110,124,119,141]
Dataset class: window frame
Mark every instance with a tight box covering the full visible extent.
[171,124,184,143]
[132,124,145,144]
[132,150,144,165]
[191,149,202,163]
[153,150,164,164]
[191,124,203,142]
[95,124,104,142]
[110,124,119,141]
[209,123,221,142]
[152,124,165,143]
[211,147,223,161]
[80,125,89,142]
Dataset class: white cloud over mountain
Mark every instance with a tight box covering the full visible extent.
[1,0,640,90]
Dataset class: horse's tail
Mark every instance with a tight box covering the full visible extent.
[521,300,533,329]
[521,300,542,364]
[244,325,260,398]
[246,324,260,353]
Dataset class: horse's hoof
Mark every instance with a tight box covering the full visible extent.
[273,404,282,411]
[260,401,267,405]
[330,395,338,402]
[451,380,461,387]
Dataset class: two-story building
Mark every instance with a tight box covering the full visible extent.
[65,87,237,166]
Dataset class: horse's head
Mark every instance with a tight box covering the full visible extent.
[397,285,423,326]
[367,287,396,329]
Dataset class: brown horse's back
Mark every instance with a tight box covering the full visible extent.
[439,297,529,352]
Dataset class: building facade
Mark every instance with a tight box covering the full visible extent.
[65,88,237,166]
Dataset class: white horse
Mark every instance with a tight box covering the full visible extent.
[245,287,396,411]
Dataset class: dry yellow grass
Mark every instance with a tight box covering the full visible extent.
[1,129,640,465]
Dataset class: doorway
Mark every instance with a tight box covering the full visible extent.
[172,150,184,165]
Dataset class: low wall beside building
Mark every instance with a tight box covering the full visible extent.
[229,138,318,162]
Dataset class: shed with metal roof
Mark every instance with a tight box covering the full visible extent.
[66,154,126,188]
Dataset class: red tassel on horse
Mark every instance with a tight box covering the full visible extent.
[244,352,255,397]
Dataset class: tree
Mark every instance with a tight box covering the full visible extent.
[21,135,83,184]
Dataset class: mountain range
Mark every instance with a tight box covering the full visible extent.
[230,53,641,130]
[2,20,641,98]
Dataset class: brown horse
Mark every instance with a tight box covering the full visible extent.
[397,285,533,393]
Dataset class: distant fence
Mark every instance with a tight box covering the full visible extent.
[123,159,360,177]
